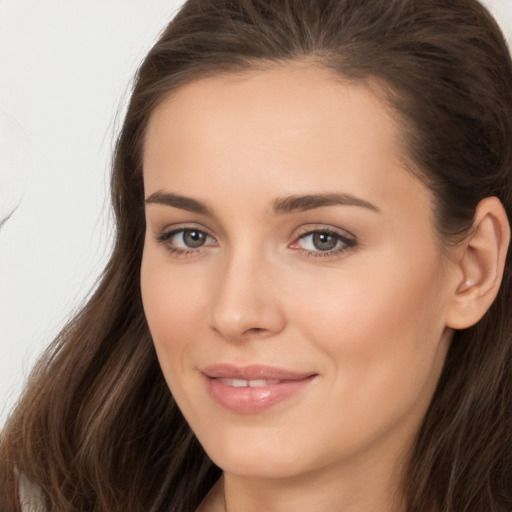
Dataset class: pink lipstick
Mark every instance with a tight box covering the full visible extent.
[201,364,316,413]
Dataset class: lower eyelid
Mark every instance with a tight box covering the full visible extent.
[303,244,355,257]
[155,227,218,256]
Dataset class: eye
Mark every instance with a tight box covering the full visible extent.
[291,228,356,258]
[156,228,216,255]
[174,229,209,248]
[302,232,340,251]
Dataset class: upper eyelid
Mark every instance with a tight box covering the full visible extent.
[156,224,354,237]
[159,230,217,248]
[154,223,357,247]
[292,230,356,248]
[293,224,356,240]
[155,228,217,255]
[157,223,215,238]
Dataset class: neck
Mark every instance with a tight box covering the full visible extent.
[197,420,416,512]
[219,456,405,512]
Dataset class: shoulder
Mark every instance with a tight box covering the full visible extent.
[18,472,46,512]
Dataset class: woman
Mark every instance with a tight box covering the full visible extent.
[1,0,511,510]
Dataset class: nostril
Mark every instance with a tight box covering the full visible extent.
[242,327,271,337]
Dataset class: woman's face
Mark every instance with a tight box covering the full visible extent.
[141,65,457,481]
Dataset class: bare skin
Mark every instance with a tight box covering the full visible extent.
[140,63,510,512]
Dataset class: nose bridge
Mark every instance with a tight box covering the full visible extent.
[209,241,285,341]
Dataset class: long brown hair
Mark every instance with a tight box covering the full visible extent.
[1,1,511,510]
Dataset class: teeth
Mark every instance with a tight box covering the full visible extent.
[248,379,267,387]
[218,378,280,387]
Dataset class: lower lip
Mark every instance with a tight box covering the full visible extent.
[205,376,315,414]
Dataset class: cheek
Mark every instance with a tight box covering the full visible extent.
[292,247,449,418]
[140,250,208,372]
[312,267,441,355]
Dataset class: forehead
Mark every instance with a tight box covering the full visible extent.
[142,64,430,221]
[144,64,400,164]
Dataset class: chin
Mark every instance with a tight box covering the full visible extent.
[212,452,305,480]
[197,427,319,479]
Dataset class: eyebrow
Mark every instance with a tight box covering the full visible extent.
[145,191,381,215]
[145,191,213,215]
[271,193,381,214]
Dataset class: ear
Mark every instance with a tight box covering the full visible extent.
[445,197,510,330]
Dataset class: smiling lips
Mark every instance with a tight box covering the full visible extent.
[202,364,316,413]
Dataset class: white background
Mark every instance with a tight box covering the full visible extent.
[1,0,511,425]
[0,0,185,424]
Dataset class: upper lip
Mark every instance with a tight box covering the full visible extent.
[201,364,316,381]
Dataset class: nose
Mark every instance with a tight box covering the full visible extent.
[208,250,286,342]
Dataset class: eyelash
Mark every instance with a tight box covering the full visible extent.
[293,228,357,258]
[155,228,217,258]
[155,226,357,259]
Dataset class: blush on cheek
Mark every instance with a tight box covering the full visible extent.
[141,270,179,345]
[305,257,444,365]
[141,263,211,371]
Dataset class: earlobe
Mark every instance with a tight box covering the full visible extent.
[446,197,510,330]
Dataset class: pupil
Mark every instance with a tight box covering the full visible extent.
[184,230,205,248]
[312,232,337,251]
